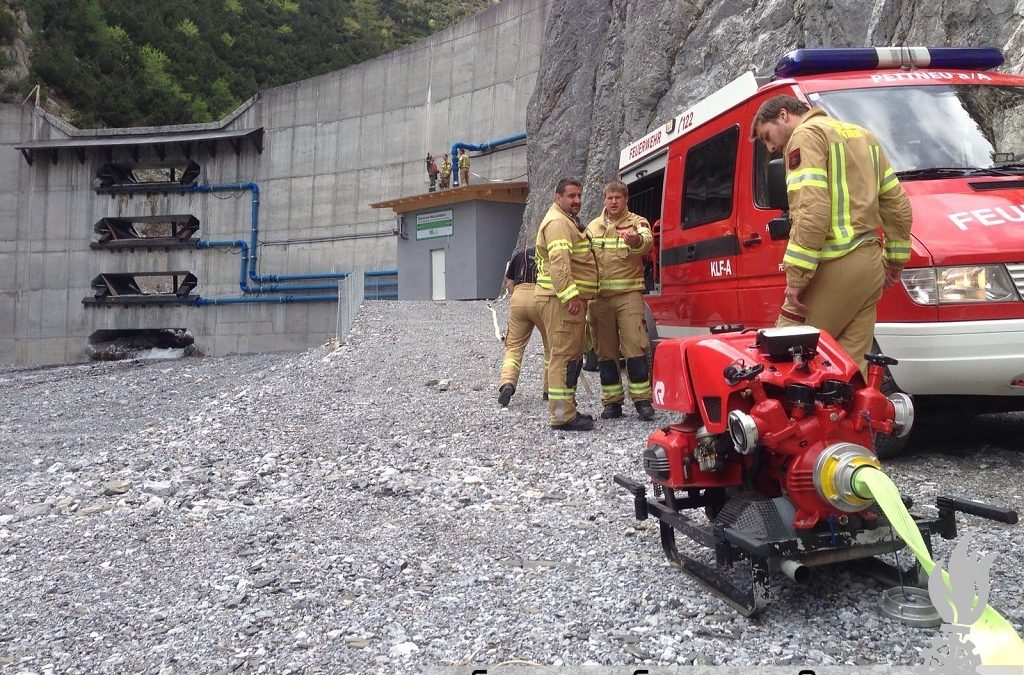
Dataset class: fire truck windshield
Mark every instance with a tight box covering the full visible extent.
[812,85,1024,177]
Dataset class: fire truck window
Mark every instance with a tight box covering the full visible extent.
[626,169,663,224]
[682,126,738,229]
[753,142,782,208]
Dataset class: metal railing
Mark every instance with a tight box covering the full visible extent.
[335,268,365,343]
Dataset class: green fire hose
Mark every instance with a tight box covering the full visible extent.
[852,467,1024,667]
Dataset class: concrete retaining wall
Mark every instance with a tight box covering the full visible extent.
[0,0,548,365]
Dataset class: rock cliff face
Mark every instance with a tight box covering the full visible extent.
[521,0,1024,241]
[0,3,31,92]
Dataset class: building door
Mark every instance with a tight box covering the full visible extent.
[430,248,446,300]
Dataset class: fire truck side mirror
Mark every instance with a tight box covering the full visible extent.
[766,158,789,211]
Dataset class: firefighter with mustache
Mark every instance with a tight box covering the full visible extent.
[535,178,598,431]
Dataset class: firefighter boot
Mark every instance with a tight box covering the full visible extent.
[635,400,655,421]
[601,403,623,419]
[498,384,515,407]
[552,414,594,431]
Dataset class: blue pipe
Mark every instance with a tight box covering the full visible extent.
[184,184,400,305]
[196,239,251,291]
[193,239,396,304]
[450,132,526,187]
[195,239,344,293]
[180,182,348,283]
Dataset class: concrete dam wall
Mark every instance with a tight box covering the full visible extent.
[0,0,547,365]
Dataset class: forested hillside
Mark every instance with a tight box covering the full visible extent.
[0,0,496,128]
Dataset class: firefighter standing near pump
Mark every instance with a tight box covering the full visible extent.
[497,247,549,407]
[586,180,656,420]
[751,94,913,376]
[535,178,598,431]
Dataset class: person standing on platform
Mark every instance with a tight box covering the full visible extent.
[439,153,452,189]
[458,148,471,186]
[426,153,439,192]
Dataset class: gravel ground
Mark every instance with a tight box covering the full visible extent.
[1,300,1022,674]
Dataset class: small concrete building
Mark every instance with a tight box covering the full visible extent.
[372,183,527,300]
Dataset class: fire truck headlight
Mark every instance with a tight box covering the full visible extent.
[727,410,759,454]
[901,265,1020,305]
[888,392,914,438]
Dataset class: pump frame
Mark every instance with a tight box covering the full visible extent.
[613,474,978,616]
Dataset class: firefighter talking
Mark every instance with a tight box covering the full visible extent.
[750,95,913,376]
[585,180,656,421]
[535,178,598,431]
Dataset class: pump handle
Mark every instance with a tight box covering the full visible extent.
[723,363,764,386]
[937,496,1018,524]
[864,352,899,367]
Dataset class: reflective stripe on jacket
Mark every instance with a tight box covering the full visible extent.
[585,210,652,296]
[535,204,597,303]
[783,107,913,288]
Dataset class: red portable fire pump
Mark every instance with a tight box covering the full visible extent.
[615,325,1018,615]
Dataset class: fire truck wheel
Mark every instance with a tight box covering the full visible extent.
[873,341,912,459]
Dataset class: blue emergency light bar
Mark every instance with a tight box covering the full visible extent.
[774,46,1005,78]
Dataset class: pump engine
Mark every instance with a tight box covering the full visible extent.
[615,325,1017,615]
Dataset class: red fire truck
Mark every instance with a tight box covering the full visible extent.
[619,47,1024,455]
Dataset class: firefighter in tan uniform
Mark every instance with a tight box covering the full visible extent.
[751,94,913,376]
[497,247,548,407]
[535,178,598,431]
[586,180,655,421]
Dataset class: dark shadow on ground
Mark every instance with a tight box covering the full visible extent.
[899,410,1024,458]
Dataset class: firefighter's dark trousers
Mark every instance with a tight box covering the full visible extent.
[588,291,651,405]
[538,294,587,426]
[776,241,884,377]
[499,283,548,392]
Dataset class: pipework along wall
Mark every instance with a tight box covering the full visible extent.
[0,0,549,366]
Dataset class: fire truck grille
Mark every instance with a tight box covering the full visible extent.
[1007,263,1024,299]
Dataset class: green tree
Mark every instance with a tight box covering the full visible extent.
[23,0,500,126]
[176,18,199,38]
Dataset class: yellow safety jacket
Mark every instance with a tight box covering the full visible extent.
[586,209,652,296]
[440,159,452,175]
[535,203,598,303]
[783,107,913,288]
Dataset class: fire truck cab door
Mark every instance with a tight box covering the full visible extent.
[660,122,742,327]
[735,90,801,326]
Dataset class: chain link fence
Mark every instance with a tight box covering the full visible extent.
[335,268,365,343]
